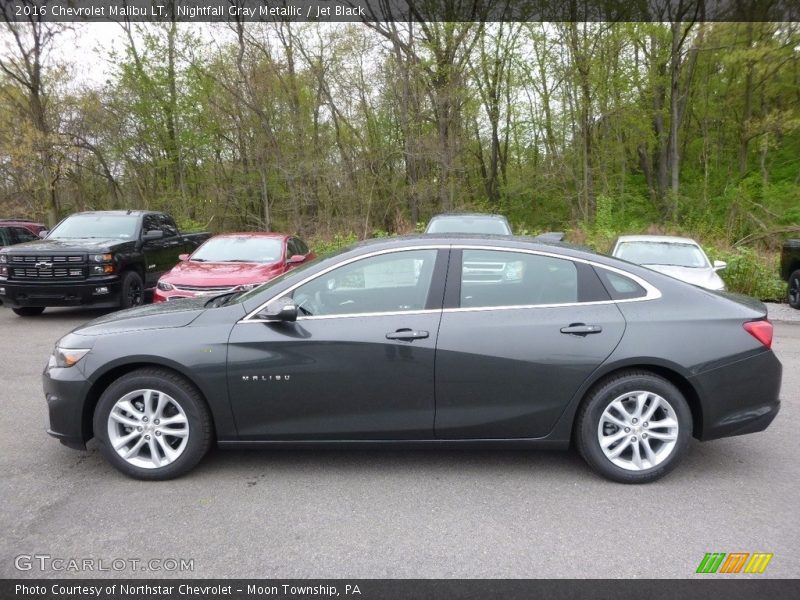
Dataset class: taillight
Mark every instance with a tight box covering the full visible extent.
[743,320,773,349]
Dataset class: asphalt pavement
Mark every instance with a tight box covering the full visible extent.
[1,305,798,579]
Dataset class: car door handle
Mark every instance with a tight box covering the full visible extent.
[560,323,603,335]
[386,329,429,341]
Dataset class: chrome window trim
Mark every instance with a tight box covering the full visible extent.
[240,243,661,323]
[241,246,444,322]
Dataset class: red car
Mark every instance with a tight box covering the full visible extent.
[154,232,315,302]
[0,218,47,236]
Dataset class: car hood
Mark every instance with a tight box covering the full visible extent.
[71,297,210,336]
[163,260,284,286]
[645,265,725,290]
[2,238,131,253]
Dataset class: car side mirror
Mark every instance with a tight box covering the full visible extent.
[257,299,298,322]
[287,254,305,264]
[713,260,727,271]
[142,230,164,241]
[178,253,189,261]
[38,230,49,239]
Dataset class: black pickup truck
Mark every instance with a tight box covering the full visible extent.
[0,211,209,316]
[781,239,800,309]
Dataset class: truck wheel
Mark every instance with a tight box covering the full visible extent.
[120,270,144,309]
[12,307,45,317]
[789,269,800,309]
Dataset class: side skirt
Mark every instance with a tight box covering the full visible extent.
[217,438,570,450]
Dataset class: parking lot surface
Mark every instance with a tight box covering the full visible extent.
[1,305,798,578]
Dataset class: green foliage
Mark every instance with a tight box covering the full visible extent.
[707,247,786,302]
[308,233,359,257]
[176,217,207,233]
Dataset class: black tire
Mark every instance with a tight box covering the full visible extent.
[575,370,692,484]
[93,368,213,480]
[788,269,800,309]
[12,306,45,317]
[119,269,144,309]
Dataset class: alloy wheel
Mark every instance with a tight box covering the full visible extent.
[107,389,189,469]
[597,391,679,471]
[128,280,143,306]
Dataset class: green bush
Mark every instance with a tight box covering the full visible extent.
[707,247,785,301]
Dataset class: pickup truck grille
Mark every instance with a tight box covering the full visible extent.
[10,254,83,263]
[11,267,86,279]
[7,254,88,281]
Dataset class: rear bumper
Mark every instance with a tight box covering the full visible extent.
[0,277,121,308]
[691,349,783,441]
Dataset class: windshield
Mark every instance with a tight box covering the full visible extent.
[192,236,283,263]
[426,217,511,235]
[48,214,139,239]
[227,255,324,305]
[615,241,709,268]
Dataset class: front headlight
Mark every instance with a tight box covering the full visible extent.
[91,254,113,263]
[157,281,174,291]
[53,347,90,368]
[0,254,7,263]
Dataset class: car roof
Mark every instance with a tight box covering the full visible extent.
[206,232,290,240]
[428,213,508,220]
[344,234,599,261]
[68,210,159,217]
[615,235,700,245]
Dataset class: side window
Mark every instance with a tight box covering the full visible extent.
[289,249,438,316]
[286,238,299,257]
[142,215,160,234]
[13,227,36,243]
[460,250,579,308]
[294,238,309,255]
[159,215,178,237]
[595,268,647,300]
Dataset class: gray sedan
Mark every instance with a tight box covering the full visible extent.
[43,235,780,483]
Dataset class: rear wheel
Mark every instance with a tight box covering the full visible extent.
[575,371,692,483]
[93,368,212,480]
[788,269,800,309]
[12,307,45,317]
[120,270,144,309]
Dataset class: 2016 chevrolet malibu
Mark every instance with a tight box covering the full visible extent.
[43,236,782,483]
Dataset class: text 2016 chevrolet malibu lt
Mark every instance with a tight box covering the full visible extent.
[43,236,782,483]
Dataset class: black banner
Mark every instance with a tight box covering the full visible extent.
[3,579,800,600]
[1,0,799,23]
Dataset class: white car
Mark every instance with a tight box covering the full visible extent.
[611,235,727,291]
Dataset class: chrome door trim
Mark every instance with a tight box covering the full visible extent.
[239,243,661,323]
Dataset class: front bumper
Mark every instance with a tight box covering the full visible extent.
[43,360,93,450]
[691,349,783,441]
[0,277,121,308]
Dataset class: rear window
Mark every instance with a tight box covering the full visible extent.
[426,217,511,235]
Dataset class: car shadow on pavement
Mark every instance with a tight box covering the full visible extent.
[61,435,769,485]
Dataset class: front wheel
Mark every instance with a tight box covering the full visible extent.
[12,306,45,317]
[93,368,213,480]
[119,270,144,309]
[575,371,692,484]
[788,269,800,309]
